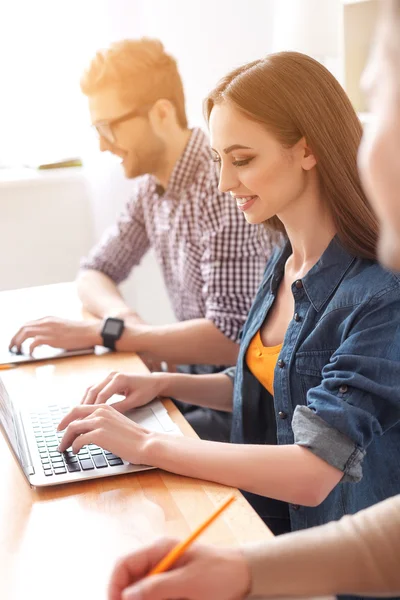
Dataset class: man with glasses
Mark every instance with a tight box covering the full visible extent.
[9,38,272,441]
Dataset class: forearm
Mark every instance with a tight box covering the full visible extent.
[144,437,341,506]
[117,318,239,365]
[244,494,400,598]
[158,372,233,411]
[77,269,129,318]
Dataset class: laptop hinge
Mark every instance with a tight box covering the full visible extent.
[15,412,35,476]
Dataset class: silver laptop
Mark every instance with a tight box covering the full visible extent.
[0,376,181,487]
[0,342,108,366]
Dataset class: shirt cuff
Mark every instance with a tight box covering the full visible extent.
[292,406,365,482]
[223,366,236,384]
[79,259,124,285]
[207,313,244,342]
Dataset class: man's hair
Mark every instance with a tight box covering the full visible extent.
[80,38,188,128]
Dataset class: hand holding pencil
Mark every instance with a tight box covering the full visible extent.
[108,494,252,600]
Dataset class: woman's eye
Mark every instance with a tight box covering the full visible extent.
[232,158,253,167]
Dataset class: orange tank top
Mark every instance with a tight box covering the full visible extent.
[246,330,283,396]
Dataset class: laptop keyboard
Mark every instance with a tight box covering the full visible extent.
[30,404,124,477]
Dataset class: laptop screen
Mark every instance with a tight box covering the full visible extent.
[0,377,21,463]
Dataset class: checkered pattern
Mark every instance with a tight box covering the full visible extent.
[80,128,273,341]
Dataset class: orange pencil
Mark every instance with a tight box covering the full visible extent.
[149,494,236,576]
[0,364,17,371]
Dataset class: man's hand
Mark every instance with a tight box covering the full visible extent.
[107,538,251,600]
[80,371,167,412]
[9,317,102,355]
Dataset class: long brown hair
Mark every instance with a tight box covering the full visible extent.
[204,52,378,260]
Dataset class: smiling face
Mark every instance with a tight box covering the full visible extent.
[209,101,317,225]
[88,87,166,179]
[358,3,400,271]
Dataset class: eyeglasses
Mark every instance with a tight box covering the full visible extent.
[92,105,150,144]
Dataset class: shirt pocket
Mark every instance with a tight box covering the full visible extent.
[295,350,334,402]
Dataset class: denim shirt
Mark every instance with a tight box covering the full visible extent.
[228,236,400,534]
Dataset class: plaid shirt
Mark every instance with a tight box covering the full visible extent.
[81,128,273,341]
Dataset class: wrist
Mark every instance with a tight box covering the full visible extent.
[86,321,103,346]
[151,371,172,397]
[140,431,167,466]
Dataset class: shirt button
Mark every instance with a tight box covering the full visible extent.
[294,312,301,322]
[278,411,287,419]
[339,384,348,394]
[291,504,300,511]
[277,359,285,368]
[295,280,303,289]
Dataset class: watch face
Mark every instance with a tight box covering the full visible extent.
[105,319,123,336]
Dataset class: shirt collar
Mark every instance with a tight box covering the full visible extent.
[271,236,357,312]
[154,128,209,198]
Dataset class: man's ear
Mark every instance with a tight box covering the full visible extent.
[148,98,176,130]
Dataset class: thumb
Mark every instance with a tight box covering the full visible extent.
[122,570,189,600]
[110,393,142,413]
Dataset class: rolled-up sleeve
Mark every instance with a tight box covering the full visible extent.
[80,192,150,285]
[293,287,400,481]
[223,366,236,384]
[199,180,272,342]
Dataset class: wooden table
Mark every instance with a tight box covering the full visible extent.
[0,283,272,600]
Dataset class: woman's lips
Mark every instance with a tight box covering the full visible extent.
[235,195,258,211]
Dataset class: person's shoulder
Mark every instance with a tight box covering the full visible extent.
[345,258,400,305]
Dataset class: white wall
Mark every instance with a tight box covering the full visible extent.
[0,171,93,290]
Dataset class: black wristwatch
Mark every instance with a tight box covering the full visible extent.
[100,317,125,351]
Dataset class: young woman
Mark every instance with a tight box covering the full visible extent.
[58,50,400,549]
[106,3,400,600]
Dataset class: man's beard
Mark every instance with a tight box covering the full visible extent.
[124,144,166,179]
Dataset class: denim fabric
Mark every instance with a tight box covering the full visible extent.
[229,236,400,540]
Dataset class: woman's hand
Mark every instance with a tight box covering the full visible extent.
[108,537,251,600]
[80,371,167,413]
[57,404,154,464]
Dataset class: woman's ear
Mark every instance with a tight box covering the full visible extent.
[302,138,317,171]
[294,136,317,171]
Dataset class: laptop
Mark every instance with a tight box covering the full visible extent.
[0,375,182,487]
[0,342,107,366]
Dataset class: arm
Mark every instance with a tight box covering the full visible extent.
[292,287,400,486]
[76,269,143,322]
[158,371,234,411]
[108,495,400,600]
[143,433,342,507]
[80,370,235,413]
[116,319,239,365]
[9,193,152,353]
[245,493,400,598]
[78,190,150,319]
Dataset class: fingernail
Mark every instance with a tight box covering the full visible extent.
[122,587,141,600]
